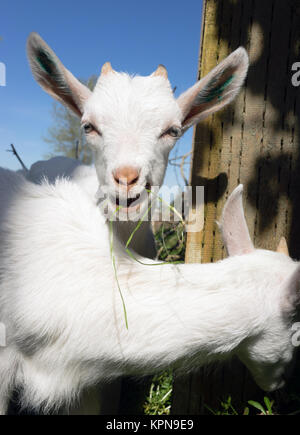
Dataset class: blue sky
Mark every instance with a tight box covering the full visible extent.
[0,0,203,188]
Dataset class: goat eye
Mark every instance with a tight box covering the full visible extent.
[83,123,95,134]
[163,127,181,138]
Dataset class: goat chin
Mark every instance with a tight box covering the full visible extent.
[0,168,297,414]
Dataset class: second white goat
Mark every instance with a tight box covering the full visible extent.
[0,176,298,414]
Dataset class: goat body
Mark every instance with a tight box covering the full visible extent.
[0,172,297,413]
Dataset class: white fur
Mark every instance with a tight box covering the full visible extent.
[3,34,285,414]
[0,174,298,413]
[26,32,249,226]
[25,157,156,260]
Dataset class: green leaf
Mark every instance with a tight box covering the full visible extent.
[263,396,273,414]
[248,400,266,414]
[164,232,179,250]
[204,404,217,415]
[243,407,250,415]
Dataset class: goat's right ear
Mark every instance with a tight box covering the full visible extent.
[219,184,254,256]
[27,32,91,117]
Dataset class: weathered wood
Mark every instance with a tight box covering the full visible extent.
[69,382,122,415]
[172,0,300,415]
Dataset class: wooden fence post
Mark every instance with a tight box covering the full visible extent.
[172,0,300,414]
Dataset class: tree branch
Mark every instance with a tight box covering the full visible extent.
[168,150,192,186]
[7,144,28,172]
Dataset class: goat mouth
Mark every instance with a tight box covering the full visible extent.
[113,183,152,212]
[116,194,141,208]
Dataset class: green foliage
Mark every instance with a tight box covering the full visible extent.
[248,397,274,415]
[205,396,248,415]
[143,371,173,415]
[155,221,186,262]
[43,75,97,164]
[205,395,277,415]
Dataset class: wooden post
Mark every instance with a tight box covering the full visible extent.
[172,0,300,414]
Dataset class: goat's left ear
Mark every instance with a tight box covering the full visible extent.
[177,47,248,131]
[27,32,91,117]
[219,184,254,256]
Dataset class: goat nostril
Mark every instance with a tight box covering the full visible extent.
[113,167,140,188]
[130,176,139,185]
[113,174,121,185]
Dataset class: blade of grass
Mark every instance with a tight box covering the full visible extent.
[147,188,185,247]
[146,188,184,223]
[109,210,128,329]
[125,200,154,249]
[160,223,171,257]
[125,196,184,265]
[109,189,186,329]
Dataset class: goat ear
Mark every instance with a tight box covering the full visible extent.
[27,32,91,117]
[177,47,248,131]
[219,184,254,256]
[276,237,289,256]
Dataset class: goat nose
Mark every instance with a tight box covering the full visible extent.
[113,166,140,190]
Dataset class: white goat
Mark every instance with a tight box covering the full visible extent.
[25,32,249,261]
[0,175,298,414]
[3,33,295,414]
